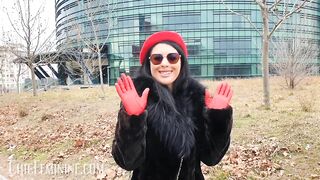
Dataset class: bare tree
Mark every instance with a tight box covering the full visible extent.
[0,54,5,94]
[7,44,27,93]
[13,63,22,93]
[3,0,56,96]
[73,0,116,93]
[271,25,318,89]
[220,0,314,108]
[0,45,26,94]
[57,32,97,86]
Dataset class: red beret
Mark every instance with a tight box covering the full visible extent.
[139,31,188,65]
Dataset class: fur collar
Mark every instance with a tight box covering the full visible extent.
[133,75,204,158]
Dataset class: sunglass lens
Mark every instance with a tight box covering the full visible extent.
[167,53,180,64]
[150,54,163,65]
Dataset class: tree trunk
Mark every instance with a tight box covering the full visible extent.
[26,0,37,96]
[30,63,37,96]
[16,64,21,93]
[290,79,294,89]
[261,7,270,108]
[98,50,105,94]
[1,74,4,94]
[16,78,20,93]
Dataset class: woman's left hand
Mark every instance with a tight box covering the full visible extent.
[205,82,233,109]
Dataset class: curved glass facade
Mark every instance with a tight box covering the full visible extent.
[55,0,320,84]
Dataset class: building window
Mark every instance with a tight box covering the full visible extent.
[214,64,251,77]
[189,65,201,76]
[214,38,252,56]
[163,13,201,29]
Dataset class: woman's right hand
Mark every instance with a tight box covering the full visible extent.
[115,73,150,116]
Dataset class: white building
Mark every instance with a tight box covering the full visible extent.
[0,45,30,93]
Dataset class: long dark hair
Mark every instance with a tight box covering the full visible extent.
[136,41,195,157]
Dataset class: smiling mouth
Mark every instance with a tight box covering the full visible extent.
[159,70,172,77]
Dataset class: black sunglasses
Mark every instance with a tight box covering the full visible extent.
[149,53,181,65]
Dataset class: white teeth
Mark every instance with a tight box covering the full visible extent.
[160,71,172,77]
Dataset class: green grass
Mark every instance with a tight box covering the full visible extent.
[1,146,49,163]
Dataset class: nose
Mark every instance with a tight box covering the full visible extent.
[160,56,170,66]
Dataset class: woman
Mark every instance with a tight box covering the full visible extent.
[112,31,233,180]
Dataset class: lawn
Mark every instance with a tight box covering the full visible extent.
[0,76,319,179]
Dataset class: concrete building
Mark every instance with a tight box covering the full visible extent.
[0,46,30,93]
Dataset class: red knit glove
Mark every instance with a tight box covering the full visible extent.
[115,74,150,116]
[205,82,233,109]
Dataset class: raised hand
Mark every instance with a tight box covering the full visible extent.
[115,73,150,116]
[205,82,233,109]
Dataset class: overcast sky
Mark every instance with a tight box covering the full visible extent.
[0,0,56,45]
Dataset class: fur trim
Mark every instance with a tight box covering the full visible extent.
[133,75,199,158]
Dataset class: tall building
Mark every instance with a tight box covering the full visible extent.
[0,46,30,93]
[55,0,320,85]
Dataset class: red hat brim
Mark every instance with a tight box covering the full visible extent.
[139,31,188,64]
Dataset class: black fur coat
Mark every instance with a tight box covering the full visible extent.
[112,75,233,180]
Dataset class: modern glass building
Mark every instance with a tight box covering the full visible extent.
[55,0,320,85]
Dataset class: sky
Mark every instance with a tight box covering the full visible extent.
[0,0,56,46]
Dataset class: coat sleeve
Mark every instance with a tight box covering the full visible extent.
[199,106,233,166]
[111,106,147,171]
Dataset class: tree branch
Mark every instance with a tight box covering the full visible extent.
[255,0,267,9]
[269,0,313,37]
[220,0,262,36]
[269,0,282,11]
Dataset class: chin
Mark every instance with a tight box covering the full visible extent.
[157,78,174,86]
